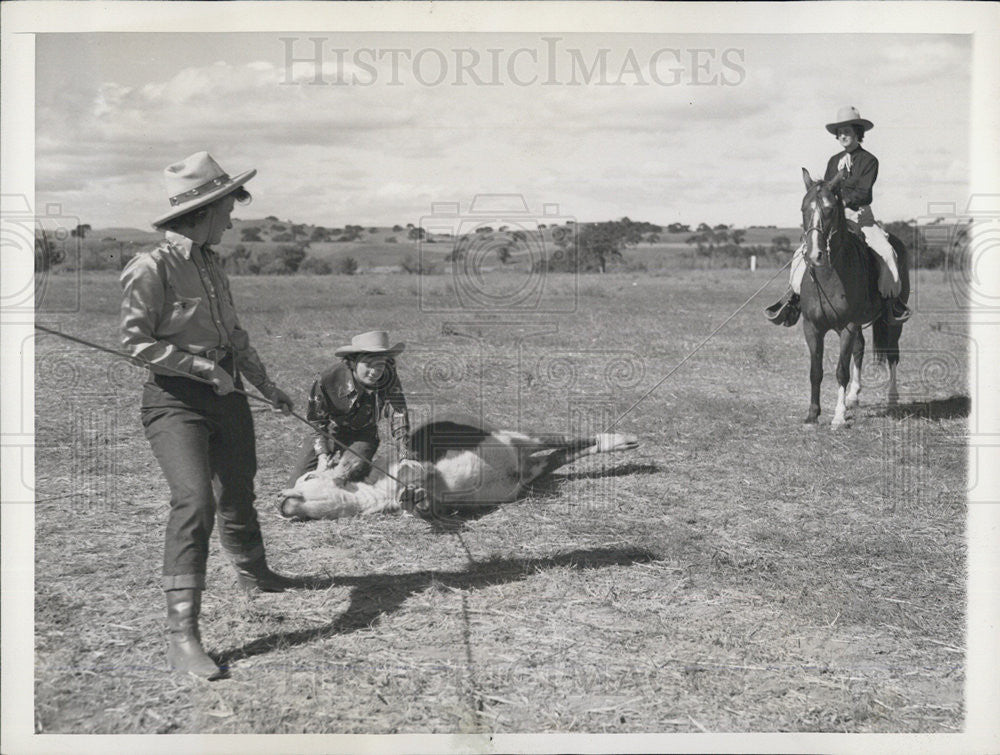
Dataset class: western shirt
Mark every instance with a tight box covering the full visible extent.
[824,146,878,211]
[119,231,274,393]
[307,361,410,454]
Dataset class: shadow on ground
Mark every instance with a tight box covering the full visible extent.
[217,546,655,666]
[872,394,970,421]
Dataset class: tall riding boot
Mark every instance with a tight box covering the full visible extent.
[234,555,298,594]
[764,290,801,327]
[885,297,912,325]
[166,589,225,680]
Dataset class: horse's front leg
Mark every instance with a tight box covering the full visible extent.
[833,326,858,428]
[803,319,824,424]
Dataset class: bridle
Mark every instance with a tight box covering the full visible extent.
[801,186,841,269]
[800,184,845,316]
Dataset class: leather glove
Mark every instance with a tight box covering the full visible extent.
[261,382,294,414]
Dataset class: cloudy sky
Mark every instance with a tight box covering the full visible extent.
[36,32,970,231]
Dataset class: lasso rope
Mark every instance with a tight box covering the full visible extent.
[33,324,409,487]
[603,258,793,432]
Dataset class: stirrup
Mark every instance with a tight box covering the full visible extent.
[885,299,911,325]
[764,295,800,327]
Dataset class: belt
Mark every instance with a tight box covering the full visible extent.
[204,347,237,379]
[202,346,231,362]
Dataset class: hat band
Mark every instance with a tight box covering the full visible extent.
[168,174,232,206]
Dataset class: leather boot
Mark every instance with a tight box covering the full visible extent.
[166,589,225,680]
[885,297,912,325]
[234,556,298,593]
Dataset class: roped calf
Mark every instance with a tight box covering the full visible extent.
[277,416,639,521]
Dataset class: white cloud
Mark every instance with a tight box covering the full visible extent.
[34,34,972,230]
[877,39,968,85]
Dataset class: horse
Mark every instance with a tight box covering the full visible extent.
[277,414,640,521]
[798,167,909,426]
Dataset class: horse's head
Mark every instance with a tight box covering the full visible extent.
[801,167,846,267]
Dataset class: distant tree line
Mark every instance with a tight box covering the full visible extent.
[35,216,966,275]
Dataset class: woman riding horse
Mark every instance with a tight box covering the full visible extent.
[787,167,910,425]
[766,106,911,327]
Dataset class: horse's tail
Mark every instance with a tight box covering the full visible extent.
[872,317,891,364]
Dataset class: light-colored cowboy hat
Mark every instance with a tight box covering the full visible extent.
[825,106,874,135]
[152,151,256,229]
[334,330,406,359]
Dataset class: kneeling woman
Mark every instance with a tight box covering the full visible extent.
[286,330,412,489]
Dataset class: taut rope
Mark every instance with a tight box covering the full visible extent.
[33,324,409,487]
[603,258,793,432]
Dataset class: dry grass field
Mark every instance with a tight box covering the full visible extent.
[33,266,967,734]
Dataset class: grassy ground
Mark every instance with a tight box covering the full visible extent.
[33,267,967,734]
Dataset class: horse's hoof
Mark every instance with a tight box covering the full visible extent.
[831,419,850,429]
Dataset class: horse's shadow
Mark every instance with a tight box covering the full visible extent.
[871,394,970,421]
[418,461,661,530]
[216,546,656,666]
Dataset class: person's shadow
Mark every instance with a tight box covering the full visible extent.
[216,546,656,666]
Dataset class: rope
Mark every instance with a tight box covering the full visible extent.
[33,324,409,487]
[602,258,793,432]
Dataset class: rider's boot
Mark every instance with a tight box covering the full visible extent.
[765,289,801,327]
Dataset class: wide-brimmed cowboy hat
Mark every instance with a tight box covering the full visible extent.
[825,106,874,135]
[152,151,256,229]
[334,330,405,358]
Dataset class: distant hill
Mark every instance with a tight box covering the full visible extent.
[91,227,162,244]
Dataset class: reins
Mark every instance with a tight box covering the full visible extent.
[33,324,410,488]
[800,189,845,317]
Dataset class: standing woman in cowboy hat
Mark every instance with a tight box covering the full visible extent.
[120,152,296,680]
[766,106,911,325]
[282,331,412,494]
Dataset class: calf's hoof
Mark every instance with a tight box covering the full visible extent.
[275,491,304,521]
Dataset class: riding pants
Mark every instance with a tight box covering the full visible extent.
[789,204,900,297]
[140,364,265,591]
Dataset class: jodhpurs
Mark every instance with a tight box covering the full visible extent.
[140,366,264,591]
[790,204,899,295]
